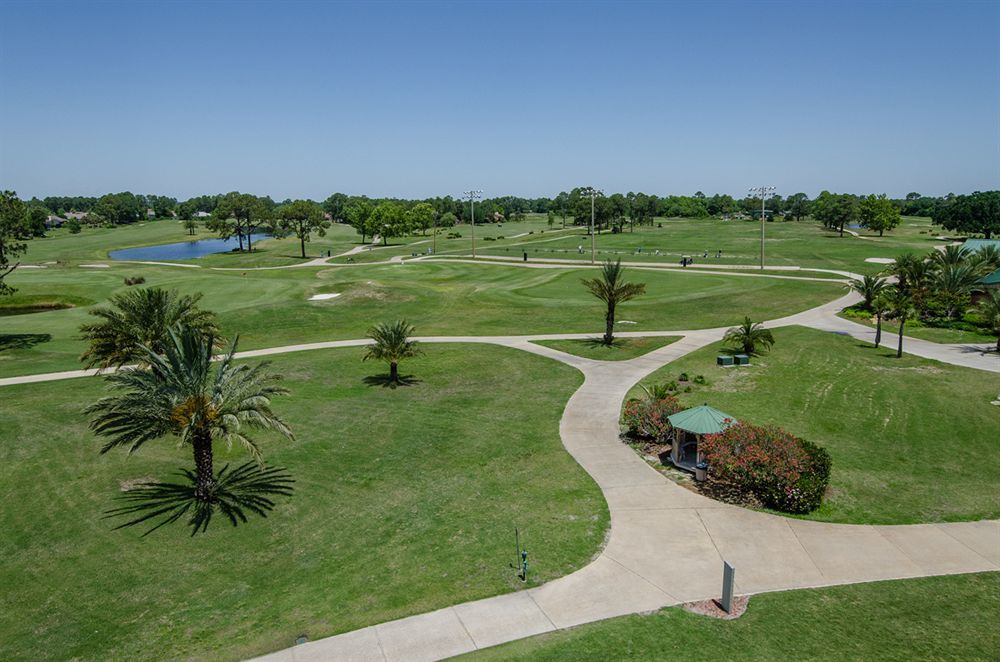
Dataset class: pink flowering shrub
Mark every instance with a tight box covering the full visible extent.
[700,421,831,513]
[622,394,683,441]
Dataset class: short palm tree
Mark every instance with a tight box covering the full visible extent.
[885,286,916,359]
[932,244,972,267]
[972,245,1000,273]
[934,263,979,319]
[86,326,294,535]
[581,259,646,346]
[80,287,219,369]
[363,320,422,384]
[977,290,1000,352]
[723,316,775,355]
[850,274,887,311]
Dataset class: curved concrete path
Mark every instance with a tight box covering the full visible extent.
[246,311,997,662]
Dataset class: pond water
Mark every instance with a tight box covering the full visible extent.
[109,234,270,261]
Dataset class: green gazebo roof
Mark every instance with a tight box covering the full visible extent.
[667,405,737,435]
[978,268,1000,286]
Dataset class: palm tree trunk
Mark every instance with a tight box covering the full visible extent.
[897,317,905,358]
[192,428,215,501]
[390,361,399,383]
[604,302,616,345]
[875,313,882,348]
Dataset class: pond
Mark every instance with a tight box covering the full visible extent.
[109,234,270,261]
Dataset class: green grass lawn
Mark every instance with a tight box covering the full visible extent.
[484,215,946,274]
[0,344,606,661]
[533,336,679,361]
[0,261,841,377]
[628,326,1000,524]
[462,572,1000,661]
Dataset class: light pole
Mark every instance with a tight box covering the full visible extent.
[462,189,483,258]
[580,186,602,264]
[748,186,775,270]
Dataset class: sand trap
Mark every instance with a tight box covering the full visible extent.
[865,257,895,264]
[618,320,637,325]
[80,263,111,268]
[309,293,341,301]
[19,265,47,269]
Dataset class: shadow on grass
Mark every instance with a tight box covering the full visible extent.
[0,333,52,352]
[362,374,422,389]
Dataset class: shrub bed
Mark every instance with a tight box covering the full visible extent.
[700,422,831,513]
[622,393,682,441]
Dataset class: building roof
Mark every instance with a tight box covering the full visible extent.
[667,405,737,435]
[979,268,1000,286]
[964,239,1000,253]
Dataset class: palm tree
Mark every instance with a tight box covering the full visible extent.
[80,287,219,369]
[885,286,916,358]
[723,316,775,355]
[86,326,293,535]
[872,293,891,348]
[977,290,1000,352]
[932,244,972,267]
[363,320,422,384]
[934,263,979,319]
[972,245,1000,274]
[581,259,646,346]
[850,274,887,311]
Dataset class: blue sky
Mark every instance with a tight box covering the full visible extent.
[1,0,997,200]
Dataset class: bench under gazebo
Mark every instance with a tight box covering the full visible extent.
[667,404,737,472]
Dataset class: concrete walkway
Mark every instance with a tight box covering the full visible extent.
[248,324,998,662]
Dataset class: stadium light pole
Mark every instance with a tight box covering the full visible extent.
[580,186,603,264]
[463,189,483,258]
[749,186,776,270]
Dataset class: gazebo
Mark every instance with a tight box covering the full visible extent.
[667,404,737,471]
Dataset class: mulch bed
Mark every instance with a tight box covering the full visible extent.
[682,595,749,620]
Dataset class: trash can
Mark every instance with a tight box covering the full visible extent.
[695,462,708,482]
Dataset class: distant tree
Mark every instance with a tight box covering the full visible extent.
[933,191,1000,238]
[406,202,436,236]
[813,191,859,237]
[581,259,646,346]
[723,316,775,355]
[25,206,49,237]
[344,199,375,243]
[851,274,888,311]
[0,190,29,296]
[322,192,349,222]
[369,202,406,245]
[86,327,294,536]
[67,218,82,234]
[92,192,143,225]
[183,218,198,235]
[211,192,271,252]
[859,194,901,236]
[363,320,422,384]
[438,211,457,228]
[278,200,329,259]
[79,288,220,369]
[785,193,812,222]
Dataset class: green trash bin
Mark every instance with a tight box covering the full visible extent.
[734,354,750,366]
[717,355,734,367]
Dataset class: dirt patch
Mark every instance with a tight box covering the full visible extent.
[683,595,749,620]
[119,476,159,492]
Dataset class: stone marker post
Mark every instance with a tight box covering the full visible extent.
[721,561,735,613]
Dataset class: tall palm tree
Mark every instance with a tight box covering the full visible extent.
[850,274,887,311]
[363,320,422,384]
[86,326,293,535]
[885,286,916,359]
[723,316,775,355]
[581,258,646,346]
[80,287,219,369]
[872,293,891,348]
[977,290,1000,352]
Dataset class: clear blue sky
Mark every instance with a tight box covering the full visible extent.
[1,0,997,200]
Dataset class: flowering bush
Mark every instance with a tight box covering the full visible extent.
[622,394,682,441]
[700,422,831,513]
